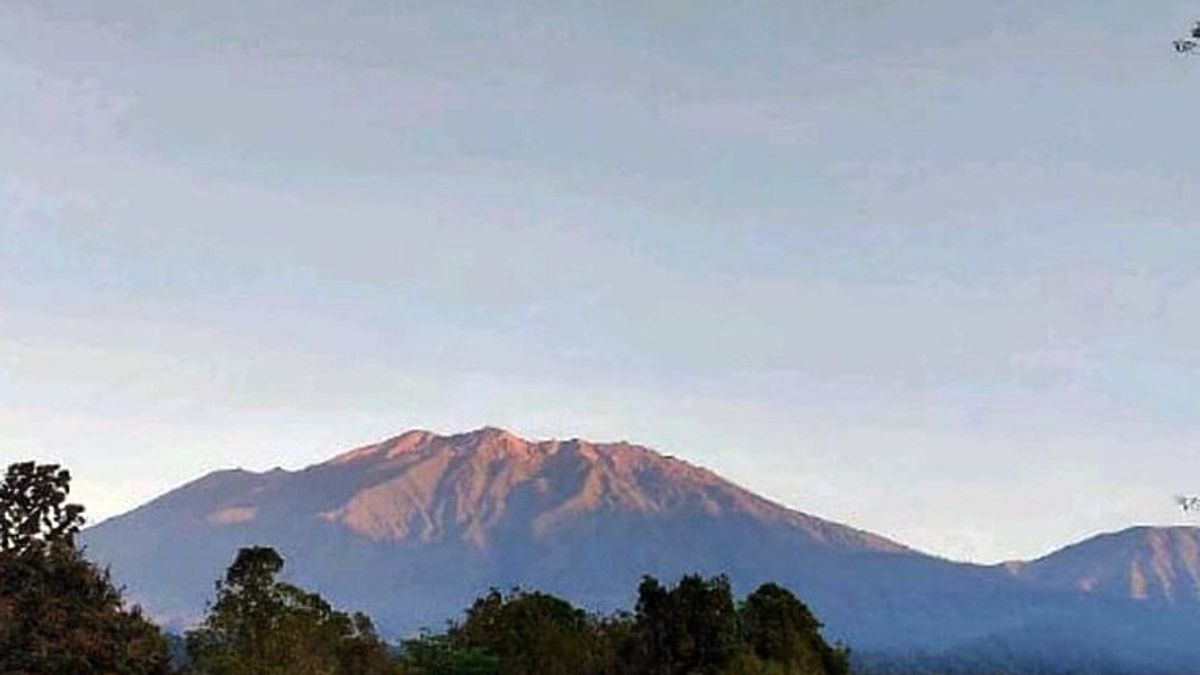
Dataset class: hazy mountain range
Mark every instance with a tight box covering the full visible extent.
[83,427,1200,673]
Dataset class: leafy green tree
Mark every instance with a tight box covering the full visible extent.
[399,576,849,675]
[451,588,608,675]
[185,546,397,675]
[398,632,500,675]
[631,575,743,675]
[740,583,850,675]
[0,461,172,675]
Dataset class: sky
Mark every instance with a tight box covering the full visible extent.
[2,1,1200,564]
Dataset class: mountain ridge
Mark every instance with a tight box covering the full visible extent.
[306,426,912,553]
[1002,524,1200,604]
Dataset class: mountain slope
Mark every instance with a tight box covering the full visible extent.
[1003,526,1200,604]
[85,428,922,630]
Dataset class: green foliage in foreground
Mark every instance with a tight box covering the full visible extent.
[399,575,850,675]
[181,548,850,675]
[183,546,396,675]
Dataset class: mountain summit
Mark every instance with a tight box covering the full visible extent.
[314,427,906,552]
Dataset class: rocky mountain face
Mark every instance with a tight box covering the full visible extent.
[313,427,906,553]
[82,428,1200,672]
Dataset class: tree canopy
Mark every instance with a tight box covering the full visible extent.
[740,583,850,675]
[0,461,85,555]
[0,461,172,675]
[631,574,743,675]
[452,588,606,675]
[185,546,398,675]
[399,575,849,675]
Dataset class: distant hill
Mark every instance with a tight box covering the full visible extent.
[1003,526,1200,604]
[82,427,1200,673]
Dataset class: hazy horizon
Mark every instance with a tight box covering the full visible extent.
[4,1,1200,564]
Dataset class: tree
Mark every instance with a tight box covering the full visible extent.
[740,583,850,675]
[398,633,501,675]
[185,546,397,675]
[398,576,850,675]
[0,461,85,554]
[450,588,607,675]
[631,575,743,675]
[0,461,172,675]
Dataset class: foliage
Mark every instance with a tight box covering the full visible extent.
[398,575,849,675]
[184,546,397,675]
[0,462,85,555]
[398,632,501,675]
[630,574,743,675]
[0,461,172,675]
[452,588,608,675]
[741,583,850,675]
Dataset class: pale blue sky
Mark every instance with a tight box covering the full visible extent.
[3,1,1200,562]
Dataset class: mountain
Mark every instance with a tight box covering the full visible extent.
[81,428,1200,673]
[1003,526,1200,604]
[84,427,918,629]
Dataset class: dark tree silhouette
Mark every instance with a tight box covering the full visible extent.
[185,546,397,675]
[393,575,854,675]
[0,462,85,554]
[632,575,742,675]
[451,588,606,675]
[741,583,851,675]
[0,461,172,675]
